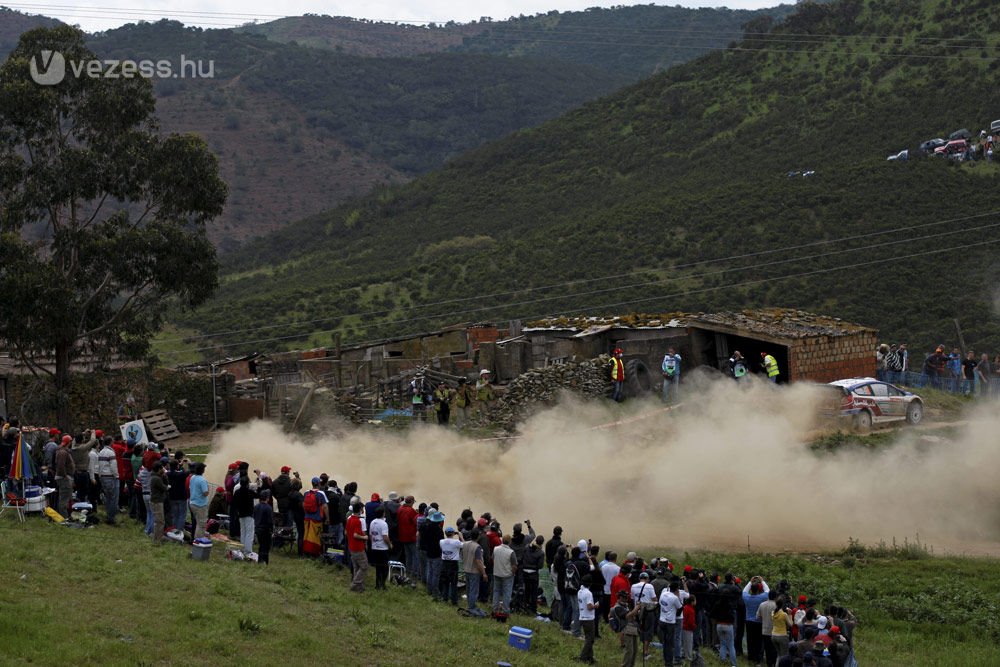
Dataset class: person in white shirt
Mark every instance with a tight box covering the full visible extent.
[599,551,621,628]
[631,571,658,658]
[577,575,599,664]
[439,526,464,605]
[658,581,684,667]
[368,507,392,590]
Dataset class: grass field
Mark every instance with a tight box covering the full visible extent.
[1,512,998,666]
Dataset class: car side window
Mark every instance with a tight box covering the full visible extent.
[870,384,889,397]
[853,385,873,397]
[886,385,905,397]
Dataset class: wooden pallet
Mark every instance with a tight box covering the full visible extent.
[141,409,181,441]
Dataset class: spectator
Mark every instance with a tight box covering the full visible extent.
[632,571,658,659]
[271,465,293,526]
[757,590,779,667]
[438,525,463,603]
[254,490,274,564]
[661,346,681,403]
[346,502,369,592]
[301,477,327,557]
[149,461,167,546]
[600,551,621,626]
[492,534,518,615]
[522,534,546,616]
[612,588,640,667]
[681,594,698,664]
[96,437,119,525]
[369,507,393,590]
[977,353,992,397]
[743,577,771,665]
[962,351,978,395]
[772,596,792,661]
[658,579,684,667]
[460,528,488,617]
[397,495,419,580]
[577,574,598,665]
[53,435,75,516]
[167,460,188,530]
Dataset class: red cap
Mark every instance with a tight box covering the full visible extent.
[48,428,61,437]
[94,429,104,438]
[734,577,741,585]
[614,348,623,354]
[371,493,380,501]
[830,626,840,634]
[216,486,225,494]
[798,595,808,604]
[61,435,72,445]
[227,463,238,470]
[280,465,291,473]
[477,517,488,527]
[683,565,693,573]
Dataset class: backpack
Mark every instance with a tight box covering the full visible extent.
[303,490,319,514]
[564,562,581,592]
[609,608,624,633]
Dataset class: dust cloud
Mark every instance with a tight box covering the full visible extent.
[205,378,1000,554]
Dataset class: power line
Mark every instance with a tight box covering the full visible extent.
[527,237,1000,322]
[156,228,1000,356]
[7,2,998,48]
[154,210,1000,345]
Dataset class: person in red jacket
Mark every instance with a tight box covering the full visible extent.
[397,495,419,580]
[112,436,131,511]
[682,595,698,663]
[610,563,633,611]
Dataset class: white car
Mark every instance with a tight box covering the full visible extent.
[827,378,923,431]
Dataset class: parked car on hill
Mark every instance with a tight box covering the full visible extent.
[919,138,947,152]
[827,378,923,431]
[991,119,1000,134]
[949,128,972,141]
[934,139,970,159]
[886,149,909,161]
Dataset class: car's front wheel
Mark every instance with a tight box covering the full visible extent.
[854,410,873,433]
[906,401,923,425]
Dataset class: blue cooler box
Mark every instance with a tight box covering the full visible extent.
[508,626,533,651]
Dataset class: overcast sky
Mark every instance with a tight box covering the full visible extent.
[8,1,784,32]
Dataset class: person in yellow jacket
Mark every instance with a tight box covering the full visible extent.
[609,348,626,402]
[454,377,474,428]
[475,369,495,419]
[761,352,780,383]
[434,382,455,425]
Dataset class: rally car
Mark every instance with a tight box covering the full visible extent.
[827,378,923,431]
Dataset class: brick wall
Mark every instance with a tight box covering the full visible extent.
[789,331,878,383]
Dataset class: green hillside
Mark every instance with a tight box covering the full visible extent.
[0,8,60,56]
[240,5,797,80]
[453,4,798,79]
[76,20,626,245]
[171,0,1000,360]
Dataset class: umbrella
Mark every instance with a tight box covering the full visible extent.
[9,432,34,481]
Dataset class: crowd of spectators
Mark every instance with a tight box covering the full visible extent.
[1,417,859,667]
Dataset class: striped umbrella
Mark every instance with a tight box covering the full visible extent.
[9,432,34,481]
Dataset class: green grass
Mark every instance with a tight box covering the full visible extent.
[2,515,999,665]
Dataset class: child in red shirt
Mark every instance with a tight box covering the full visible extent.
[681,595,698,662]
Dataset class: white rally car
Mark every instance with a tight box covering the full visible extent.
[827,377,924,431]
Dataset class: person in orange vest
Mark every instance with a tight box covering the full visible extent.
[609,348,626,402]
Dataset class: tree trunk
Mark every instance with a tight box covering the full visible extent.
[54,341,71,430]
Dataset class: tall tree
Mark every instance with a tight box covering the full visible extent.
[0,26,227,427]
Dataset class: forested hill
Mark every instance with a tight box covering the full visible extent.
[240,5,797,80]
[77,20,624,247]
[175,0,1000,360]
[0,8,60,55]
[452,4,798,80]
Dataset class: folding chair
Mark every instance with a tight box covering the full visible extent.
[0,480,27,523]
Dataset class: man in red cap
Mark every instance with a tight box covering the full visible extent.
[53,435,75,515]
[271,465,293,527]
[43,428,61,486]
[397,495,419,579]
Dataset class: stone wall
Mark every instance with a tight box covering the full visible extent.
[789,331,878,383]
[487,357,612,431]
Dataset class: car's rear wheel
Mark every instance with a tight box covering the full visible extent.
[906,401,923,425]
[854,410,872,433]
